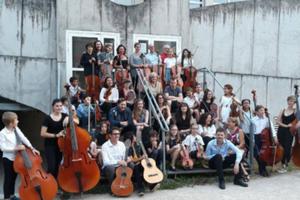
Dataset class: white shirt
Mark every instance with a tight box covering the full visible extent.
[69,84,82,97]
[220,96,232,123]
[99,87,119,104]
[182,134,204,152]
[194,92,204,103]
[252,115,276,137]
[198,124,216,138]
[184,96,197,109]
[0,127,33,161]
[102,140,125,168]
[164,57,176,69]
[181,58,194,68]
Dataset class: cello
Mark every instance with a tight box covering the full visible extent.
[291,85,300,167]
[57,85,100,193]
[14,129,58,200]
[171,53,183,88]
[252,90,284,167]
[111,140,134,197]
[86,62,101,102]
[180,144,194,169]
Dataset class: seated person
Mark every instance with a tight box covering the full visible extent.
[146,130,163,169]
[76,95,95,130]
[182,123,204,162]
[166,124,181,171]
[174,103,195,140]
[108,98,134,137]
[206,128,248,190]
[198,113,216,150]
[183,87,200,122]
[101,127,127,195]
[164,78,183,113]
[99,77,119,117]
[69,76,85,107]
[132,99,150,141]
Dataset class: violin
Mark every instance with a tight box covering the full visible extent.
[14,129,58,200]
[291,85,300,167]
[85,62,101,102]
[230,96,241,118]
[252,90,284,166]
[57,85,100,193]
[195,138,203,159]
[111,140,134,197]
[180,144,194,169]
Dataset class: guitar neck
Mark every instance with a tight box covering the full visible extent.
[139,141,149,159]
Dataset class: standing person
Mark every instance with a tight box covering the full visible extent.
[98,44,114,77]
[206,128,248,189]
[239,99,253,152]
[94,40,103,58]
[101,127,126,195]
[219,84,234,127]
[129,42,145,92]
[146,44,161,78]
[160,44,170,65]
[276,95,296,173]
[179,49,194,82]
[69,76,85,106]
[80,43,98,86]
[40,99,68,179]
[99,77,119,117]
[0,112,40,200]
[113,44,130,87]
[164,48,176,85]
[252,105,278,177]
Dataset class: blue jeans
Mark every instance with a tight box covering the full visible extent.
[165,68,171,83]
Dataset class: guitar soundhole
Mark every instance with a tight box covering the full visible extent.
[147,163,152,168]
[121,172,127,177]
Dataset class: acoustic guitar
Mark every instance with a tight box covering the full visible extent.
[111,140,134,197]
[139,141,164,184]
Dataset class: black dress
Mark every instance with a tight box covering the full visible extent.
[277,110,296,165]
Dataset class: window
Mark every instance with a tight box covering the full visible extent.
[110,0,144,6]
[66,30,120,84]
[132,34,182,56]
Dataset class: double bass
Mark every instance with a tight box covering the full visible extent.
[252,90,284,167]
[291,85,300,167]
[14,129,58,200]
[85,61,101,102]
[57,85,100,193]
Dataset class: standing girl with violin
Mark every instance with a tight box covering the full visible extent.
[276,95,296,173]
[0,112,40,200]
[99,77,119,117]
[40,99,68,179]
[113,44,130,89]
[219,84,234,127]
[166,124,181,171]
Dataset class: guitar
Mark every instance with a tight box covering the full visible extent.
[111,140,134,197]
[180,144,194,169]
[139,141,164,184]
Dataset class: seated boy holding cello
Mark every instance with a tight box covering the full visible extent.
[0,112,40,200]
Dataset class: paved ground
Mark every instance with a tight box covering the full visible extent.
[81,171,300,200]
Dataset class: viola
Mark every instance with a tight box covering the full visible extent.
[85,62,101,102]
[291,85,300,167]
[57,85,100,193]
[14,130,58,200]
[183,66,197,91]
[111,140,134,197]
[180,144,194,169]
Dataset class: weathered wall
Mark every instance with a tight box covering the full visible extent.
[190,0,300,116]
[0,0,57,113]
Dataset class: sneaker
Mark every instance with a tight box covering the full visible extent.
[277,168,287,174]
[234,178,248,187]
[218,180,226,190]
[138,189,145,197]
[10,196,20,200]
[150,183,160,192]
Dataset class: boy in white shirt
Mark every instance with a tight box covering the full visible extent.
[0,112,39,200]
[182,123,204,160]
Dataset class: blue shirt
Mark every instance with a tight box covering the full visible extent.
[206,139,243,163]
[145,52,159,66]
[108,106,133,128]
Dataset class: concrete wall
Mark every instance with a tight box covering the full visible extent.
[0,0,57,114]
[190,0,300,116]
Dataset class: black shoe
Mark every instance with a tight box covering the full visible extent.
[218,180,226,190]
[260,170,269,177]
[234,178,248,187]
[138,188,145,196]
[10,196,20,200]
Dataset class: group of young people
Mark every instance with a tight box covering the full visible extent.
[1,40,299,200]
